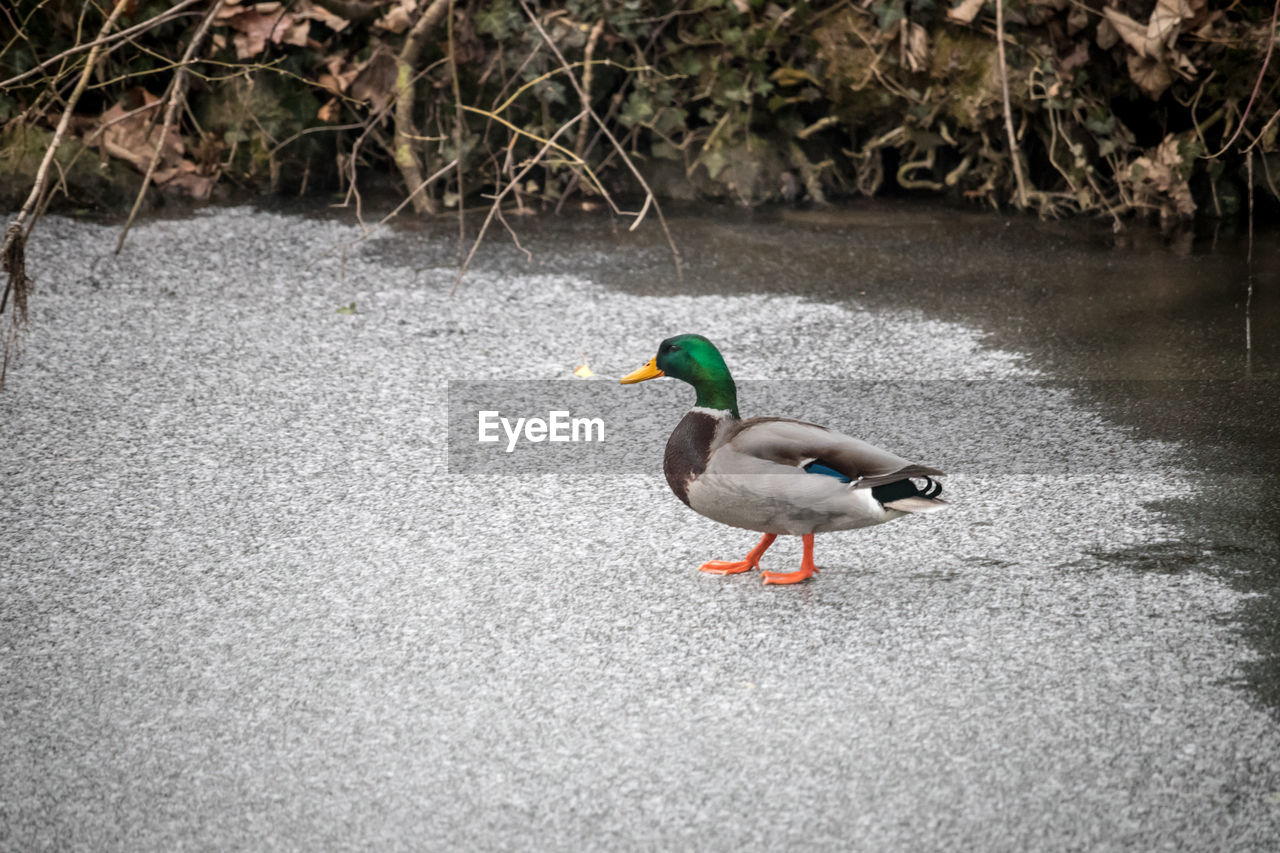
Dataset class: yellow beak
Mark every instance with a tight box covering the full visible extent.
[619,357,664,384]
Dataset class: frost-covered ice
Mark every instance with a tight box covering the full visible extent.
[1,209,1277,851]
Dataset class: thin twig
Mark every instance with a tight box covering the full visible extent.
[4,0,128,304]
[1246,149,1254,358]
[320,158,460,267]
[996,0,1029,209]
[370,159,460,234]
[0,0,203,90]
[393,0,451,215]
[459,103,617,204]
[268,121,368,157]
[517,0,683,281]
[565,19,605,203]
[448,0,465,262]
[334,54,451,225]
[495,206,534,264]
[453,110,589,295]
[1206,0,1279,158]
[579,20,606,129]
[2,0,129,388]
[115,0,226,254]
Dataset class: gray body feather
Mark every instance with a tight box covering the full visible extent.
[667,410,948,536]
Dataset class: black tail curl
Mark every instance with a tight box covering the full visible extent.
[871,475,943,504]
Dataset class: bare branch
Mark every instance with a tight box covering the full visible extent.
[393,0,451,215]
[116,0,227,254]
[996,0,1029,210]
[2,0,131,388]
[453,110,589,295]
[448,0,465,260]
[517,0,684,283]
[0,0,204,91]
[1206,0,1280,157]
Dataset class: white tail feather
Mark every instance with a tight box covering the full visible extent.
[883,496,950,514]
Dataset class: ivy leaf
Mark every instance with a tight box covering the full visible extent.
[699,149,729,179]
[619,91,656,127]
[673,53,702,76]
[874,0,906,31]
[654,107,688,135]
[651,140,681,160]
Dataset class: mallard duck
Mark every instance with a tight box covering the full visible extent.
[620,334,948,585]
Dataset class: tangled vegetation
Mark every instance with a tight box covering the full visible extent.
[2,0,1276,386]
[2,1,1278,378]
[2,0,1277,221]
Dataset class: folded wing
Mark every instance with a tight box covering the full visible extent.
[726,417,945,488]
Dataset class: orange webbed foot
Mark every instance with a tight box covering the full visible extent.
[698,533,777,577]
[699,559,757,575]
[761,566,817,585]
[761,533,819,586]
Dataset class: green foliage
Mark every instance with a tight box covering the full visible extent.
[475,0,522,40]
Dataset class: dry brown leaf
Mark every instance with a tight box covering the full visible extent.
[231,29,263,60]
[1103,0,1198,99]
[1149,0,1193,50]
[1059,40,1090,76]
[1127,53,1173,98]
[318,98,341,122]
[319,54,360,95]
[163,170,217,200]
[1154,134,1182,171]
[348,47,398,104]
[1170,49,1197,80]
[296,0,349,32]
[1067,4,1090,35]
[947,0,986,26]
[1102,7,1150,57]
[97,90,181,171]
[1195,9,1225,39]
[93,90,214,199]
[278,16,310,48]
[217,3,310,59]
[1129,134,1196,216]
[1105,0,1195,59]
[374,0,413,33]
[903,21,928,73]
[1096,17,1119,50]
[214,0,281,26]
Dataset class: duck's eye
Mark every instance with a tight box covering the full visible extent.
[669,344,681,352]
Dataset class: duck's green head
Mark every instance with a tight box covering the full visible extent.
[620,334,739,416]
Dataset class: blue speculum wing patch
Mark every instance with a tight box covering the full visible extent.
[803,461,852,483]
[803,459,942,504]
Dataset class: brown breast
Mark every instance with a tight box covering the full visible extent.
[663,410,722,506]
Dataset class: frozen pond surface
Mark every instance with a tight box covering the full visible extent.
[2,205,1278,850]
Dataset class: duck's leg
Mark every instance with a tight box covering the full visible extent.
[762,534,819,585]
[699,533,777,575]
